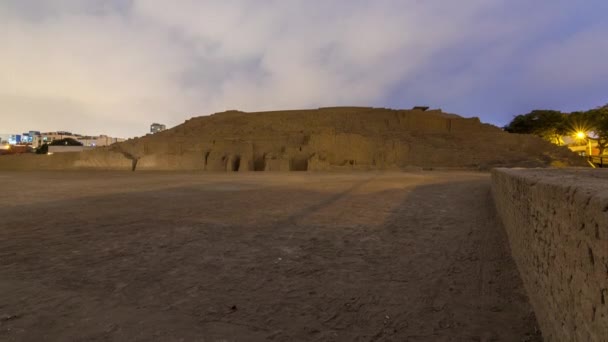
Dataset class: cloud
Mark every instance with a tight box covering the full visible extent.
[1,0,607,137]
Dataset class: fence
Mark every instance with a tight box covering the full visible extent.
[589,155,606,168]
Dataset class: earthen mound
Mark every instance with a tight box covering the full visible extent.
[0,107,587,171]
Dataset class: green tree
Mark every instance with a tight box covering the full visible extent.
[35,144,48,154]
[504,110,567,145]
[586,107,608,155]
[50,138,83,146]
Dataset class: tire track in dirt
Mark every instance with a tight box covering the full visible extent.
[273,175,376,228]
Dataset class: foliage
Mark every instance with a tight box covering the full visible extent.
[504,105,608,155]
[586,107,608,155]
[35,144,48,154]
[49,138,83,146]
[504,110,567,145]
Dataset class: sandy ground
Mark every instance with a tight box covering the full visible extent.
[0,171,541,341]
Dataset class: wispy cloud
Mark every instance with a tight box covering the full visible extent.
[1,0,607,137]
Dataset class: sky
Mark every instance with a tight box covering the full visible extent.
[2,1,608,138]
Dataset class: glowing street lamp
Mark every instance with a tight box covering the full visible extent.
[574,131,592,156]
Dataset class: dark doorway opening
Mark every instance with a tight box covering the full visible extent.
[232,156,241,171]
[254,153,266,171]
[291,158,308,171]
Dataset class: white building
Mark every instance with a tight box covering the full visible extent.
[40,132,125,147]
[77,135,125,147]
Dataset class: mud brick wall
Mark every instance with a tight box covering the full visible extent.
[492,168,608,341]
[0,108,586,171]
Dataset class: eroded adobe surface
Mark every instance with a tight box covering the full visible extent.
[0,107,586,171]
[492,168,608,341]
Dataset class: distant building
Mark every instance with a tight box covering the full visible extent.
[21,131,42,147]
[1,130,124,149]
[1,131,43,147]
[563,135,603,157]
[77,135,125,147]
[150,123,166,134]
[39,132,125,147]
[8,134,22,145]
[41,131,77,144]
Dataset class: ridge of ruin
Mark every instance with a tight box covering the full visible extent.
[0,107,587,171]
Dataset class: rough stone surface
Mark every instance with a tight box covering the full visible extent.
[0,107,585,171]
[492,168,608,341]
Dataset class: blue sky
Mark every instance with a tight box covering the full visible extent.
[2,0,608,137]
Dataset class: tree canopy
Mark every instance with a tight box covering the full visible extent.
[587,107,608,155]
[504,106,608,154]
[503,110,567,145]
[49,138,83,146]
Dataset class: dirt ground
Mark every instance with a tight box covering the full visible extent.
[0,171,541,341]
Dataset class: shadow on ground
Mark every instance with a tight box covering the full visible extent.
[0,173,542,341]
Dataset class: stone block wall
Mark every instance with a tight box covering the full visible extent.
[492,168,608,341]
